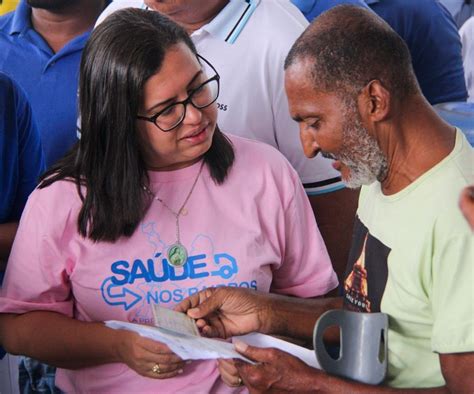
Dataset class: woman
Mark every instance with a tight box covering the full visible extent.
[0,8,337,393]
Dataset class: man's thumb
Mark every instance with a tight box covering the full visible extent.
[187,295,220,319]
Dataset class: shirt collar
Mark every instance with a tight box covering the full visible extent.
[194,0,260,44]
[8,0,32,35]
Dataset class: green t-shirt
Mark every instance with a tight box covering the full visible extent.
[343,129,474,388]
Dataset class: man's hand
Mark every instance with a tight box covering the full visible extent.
[174,287,270,338]
[234,342,323,393]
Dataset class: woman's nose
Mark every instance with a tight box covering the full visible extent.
[182,102,203,125]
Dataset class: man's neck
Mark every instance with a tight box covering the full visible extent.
[379,95,456,195]
[180,16,217,35]
[146,0,228,35]
[30,0,106,53]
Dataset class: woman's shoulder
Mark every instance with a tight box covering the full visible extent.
[29,178,82,212]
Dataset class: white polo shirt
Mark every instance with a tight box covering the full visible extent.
[97,0,344,195]
[460,17,474,102]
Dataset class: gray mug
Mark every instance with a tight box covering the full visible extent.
[313,309,388,385]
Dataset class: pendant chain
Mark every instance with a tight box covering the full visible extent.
[144,161,204,244]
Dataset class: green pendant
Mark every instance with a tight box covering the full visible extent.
[167,243,188,267]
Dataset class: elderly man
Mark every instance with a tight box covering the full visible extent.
[178,5,474,392]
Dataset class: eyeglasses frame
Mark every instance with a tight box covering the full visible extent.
[136,54,220,132]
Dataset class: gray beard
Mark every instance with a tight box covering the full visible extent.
[338,113,388,189]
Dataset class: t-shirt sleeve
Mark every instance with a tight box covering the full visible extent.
[0,189,74,316]
[270,169,338,298]
[431,217,474,354]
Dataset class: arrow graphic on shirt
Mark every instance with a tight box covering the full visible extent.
[101,277,142,311]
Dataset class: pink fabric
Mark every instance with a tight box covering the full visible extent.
[0,135,337,393]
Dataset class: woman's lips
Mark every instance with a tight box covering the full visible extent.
[181,126,208,143]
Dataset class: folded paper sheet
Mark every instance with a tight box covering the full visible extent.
[233,333,320,369]
[105,320,255,363]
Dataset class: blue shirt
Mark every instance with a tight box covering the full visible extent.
[0,71,44,359]
[291,0,369,21]
[365,0,467,104]
[0,72,44,223]
[0,0,89,168]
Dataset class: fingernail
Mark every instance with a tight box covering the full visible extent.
[234,340,248,353]
[178,369,184,374]
[187,308,198,317]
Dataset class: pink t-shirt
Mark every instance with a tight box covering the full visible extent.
[0,136,337,393]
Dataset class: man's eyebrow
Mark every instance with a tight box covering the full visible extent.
[145,69,203,113]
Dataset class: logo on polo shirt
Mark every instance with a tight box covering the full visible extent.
[217,102,228,111]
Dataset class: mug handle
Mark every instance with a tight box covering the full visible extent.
[313,309,344,370]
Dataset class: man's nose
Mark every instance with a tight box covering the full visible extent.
[300,129,321,158]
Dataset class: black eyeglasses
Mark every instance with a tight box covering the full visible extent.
[137,54,220,132]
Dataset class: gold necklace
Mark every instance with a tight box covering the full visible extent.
[144,161,204,267]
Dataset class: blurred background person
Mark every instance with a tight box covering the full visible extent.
[0,0,109,168]
[0,70,44,382]
[291,0,369,20]
[0,71,43,289]
[364,0,467,105]
[460,16,474,101]
[0,0,19,15]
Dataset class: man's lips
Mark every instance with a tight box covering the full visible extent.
[332,160,342,171]
[320,151,342,171]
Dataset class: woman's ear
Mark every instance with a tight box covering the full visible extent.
[357,79,391,124]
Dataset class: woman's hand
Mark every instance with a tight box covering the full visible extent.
[116,330,186,379]
[218,359,244,388]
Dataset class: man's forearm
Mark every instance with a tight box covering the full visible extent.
[263,295,343,341]
[0,311,125,369]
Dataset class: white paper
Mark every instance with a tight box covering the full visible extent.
[105,320,255,364]
[152,304,200,337]
[233,333,320,369]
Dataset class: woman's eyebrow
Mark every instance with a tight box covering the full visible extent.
[145,69,204,113]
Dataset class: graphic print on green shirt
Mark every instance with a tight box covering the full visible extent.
[343,217,390,313]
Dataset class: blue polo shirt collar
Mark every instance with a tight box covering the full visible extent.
[196,0,260,44]
[8,0,31,36]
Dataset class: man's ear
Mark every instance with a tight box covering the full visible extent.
[357,80,391,123]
